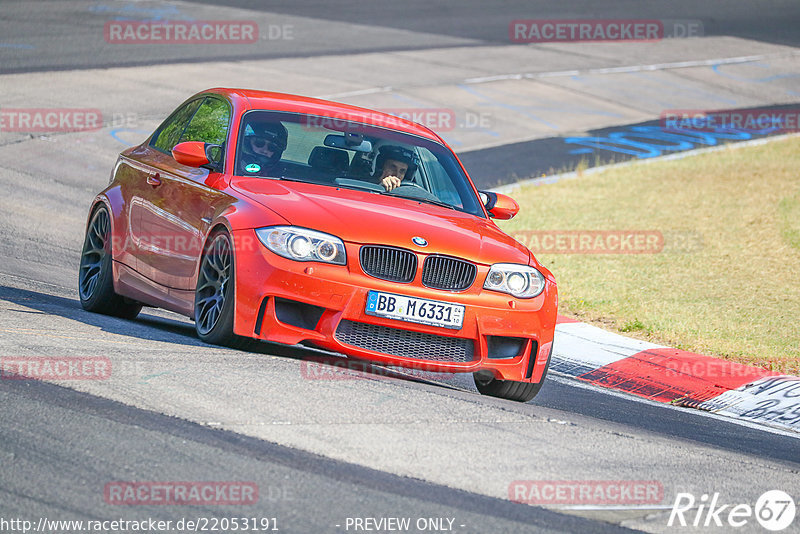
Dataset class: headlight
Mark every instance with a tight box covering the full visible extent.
[483,263,546,298]
[255,226,346,265]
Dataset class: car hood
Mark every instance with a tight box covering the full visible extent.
[232,178,531,266]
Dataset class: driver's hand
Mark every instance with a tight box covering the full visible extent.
[380,175,402,191]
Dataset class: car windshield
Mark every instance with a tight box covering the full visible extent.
[234,110,485,217]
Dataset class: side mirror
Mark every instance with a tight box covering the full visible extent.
[479,191,519,220]
[172,142,223,169]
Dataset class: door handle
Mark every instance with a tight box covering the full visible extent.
[147,172,161,187]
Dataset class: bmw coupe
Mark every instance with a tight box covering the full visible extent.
[78,88,557,401]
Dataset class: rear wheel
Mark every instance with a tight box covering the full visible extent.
[474,347,552,402]
[194,231,239,346]
[78,206,142,319]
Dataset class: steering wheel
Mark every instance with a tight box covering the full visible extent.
[389,183,440,202]
[393,182,427,192]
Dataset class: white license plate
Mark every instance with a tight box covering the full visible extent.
[365,290,464,329]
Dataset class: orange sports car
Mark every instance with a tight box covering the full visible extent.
[78,88,557,401]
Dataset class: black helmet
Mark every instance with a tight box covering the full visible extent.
[373,145,418,179]
[242,121,288,166]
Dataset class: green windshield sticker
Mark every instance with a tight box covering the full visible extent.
[245,163,261,173]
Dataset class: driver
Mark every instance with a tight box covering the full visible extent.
[373,145,417,192]
[238,121,288,176]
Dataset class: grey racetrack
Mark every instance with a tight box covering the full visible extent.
[1,2,799,533]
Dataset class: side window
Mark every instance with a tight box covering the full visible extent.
[151,99,202,153]
[180,97,230,146]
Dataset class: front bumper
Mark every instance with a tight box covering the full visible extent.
[231,229,557,382]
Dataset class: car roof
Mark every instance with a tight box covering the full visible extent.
[203,87,443,142]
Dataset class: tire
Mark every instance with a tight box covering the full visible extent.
[78,206,142,319]
[474,345,552,402]
[194,231,242,347]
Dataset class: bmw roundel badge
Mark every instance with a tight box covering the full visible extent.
[412,236,428,247]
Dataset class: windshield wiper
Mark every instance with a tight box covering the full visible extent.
[276,176,386,194]
[417,198,459,211]
[384,193,459,211]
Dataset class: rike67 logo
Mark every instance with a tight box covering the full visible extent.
[669,490,796,531]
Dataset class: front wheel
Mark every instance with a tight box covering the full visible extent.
[194,231,239,346]
[78,206,141,319]
[474,347,552,402]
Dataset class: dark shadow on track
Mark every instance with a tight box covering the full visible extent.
[0,284,456,388]
[191,0,800,48]
[0,376,633,533]
[460,103,800,189]
[532,377,800,467]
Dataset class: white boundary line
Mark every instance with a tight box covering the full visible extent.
[548,374,800,439]
[463,51,800,84]
[549,504,676,511]
[321,51,800,103]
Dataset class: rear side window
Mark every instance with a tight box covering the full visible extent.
[151,99,203,153]
[180,97,230,146]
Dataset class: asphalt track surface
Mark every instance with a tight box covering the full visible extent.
[1,2,800,533]
[3,0,800,73]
